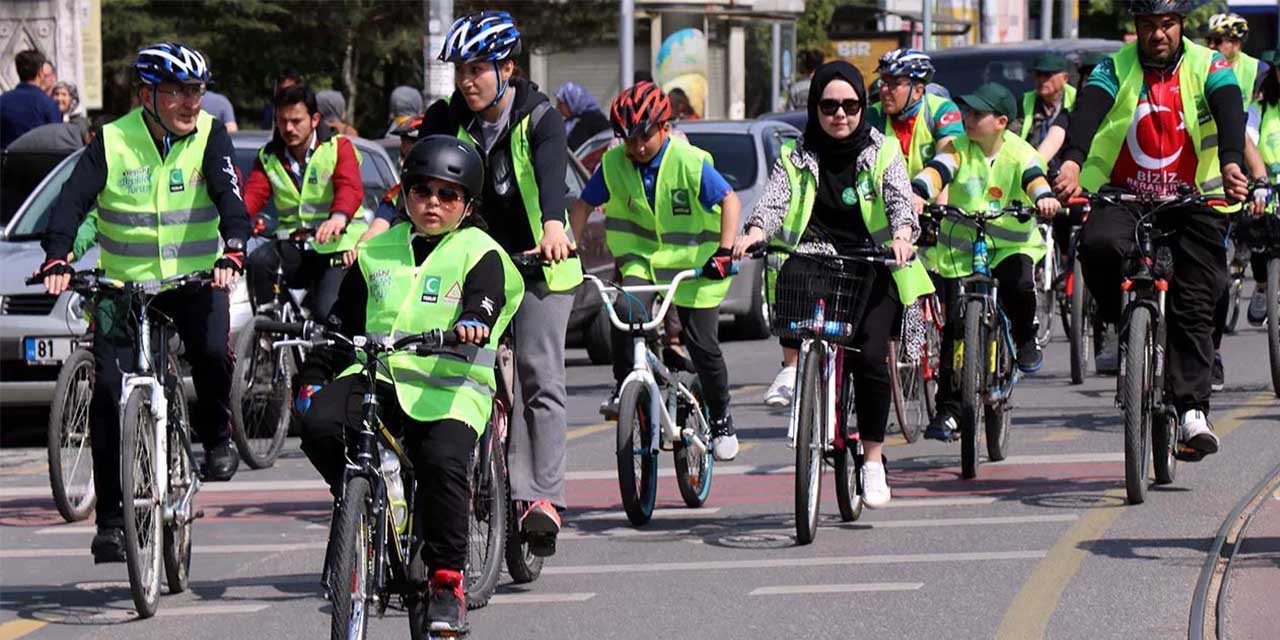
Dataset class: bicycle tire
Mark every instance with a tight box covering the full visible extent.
[1068,269,1089,385]
[1035,259,1054,346]
[1225,276,1243,335]
[329,475,372,640]
[794,351,823,545]
[465,431,507,610]
[504,497,544,584]
[230,317,291,469]
[616,382,658,526]
[47,347,95,522]
[1268,258,1280,398]
[923,304,941,421]
[834,374,864,523]
[163,373,193,594]
[888,339,926,443]
[1122,307,1154,505]
[960,300,986,480]
[985,315,1013,462]
[121,387,162,618]
[673,373,714,508]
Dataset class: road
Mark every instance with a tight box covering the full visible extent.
[1,323,1277,640]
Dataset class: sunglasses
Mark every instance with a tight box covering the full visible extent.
[818,98,862,117]
[407,183,464,204]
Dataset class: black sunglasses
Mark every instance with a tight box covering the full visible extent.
[818,98,863,117]
[407,183,464,204]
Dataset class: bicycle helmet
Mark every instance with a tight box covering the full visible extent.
[438,11,522,64]
[876,49,935,84]
[610,82,672,139]
[134,42,210,85]
[401,135,485,200]
[1127,0,1193,16]
[1208,13,1249,41]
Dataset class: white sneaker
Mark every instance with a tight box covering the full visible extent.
[710,416,739,461]
[1095,329,1120,375]
[1179,409,1219,457]
[764,366,796,407]
[861,461,891,509]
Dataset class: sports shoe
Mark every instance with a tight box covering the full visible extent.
[1017,340,1044,374]
[1211,353,1225,393]
[709,415,739,461]
[599,388,620,420]
[426,569,467,636]
[1095,328,1119,375]
[203,440,239,481]
[861,460,891,508]
[923,414,959,442]
[1178,409,1219,459]
[520,500,561,558]
[764,365,796,407]
[1247,286,1267,326]
[90,526,126,564]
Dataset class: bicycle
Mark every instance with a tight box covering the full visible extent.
[1056,205,1097,385]
[583,269,719,527]
[1034,219,1057,347]
[888,291,942,443]
[1223,211,1252,335]
[1258,186,1280,397]
[47,338,96,522]
[924,203,1030,480]
[1067,187,1230,505]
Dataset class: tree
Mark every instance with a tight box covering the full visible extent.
[1081,0,1229,39]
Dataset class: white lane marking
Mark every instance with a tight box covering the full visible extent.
[881,497,997,508]
[986,453,1124,466]
[1,542,327,559]
[750,583,924,596]
[560,513,1075,541]
[490,593,596,604]
[574,507,721,521]
[566,465,754,481]
[867,514,1079,528]
[88,604,270,621]
[542,550,1046,575]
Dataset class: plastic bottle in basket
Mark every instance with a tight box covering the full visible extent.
[824,320,854,337]
[380,449,408,534]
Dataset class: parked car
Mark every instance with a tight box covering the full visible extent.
[929,38,1122,106]
[0,132,398,407]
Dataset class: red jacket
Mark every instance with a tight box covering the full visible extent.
[244,125,363,220]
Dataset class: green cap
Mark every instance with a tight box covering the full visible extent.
[1031,52,1070,73]
[957,82,1018,119]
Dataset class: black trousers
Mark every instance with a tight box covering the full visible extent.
[246,241,346,321]
[1078,204,1228,414]
[933,255,1037,419]
[90,286,233,527]
[610,276,731,420]
[297,374,477,573]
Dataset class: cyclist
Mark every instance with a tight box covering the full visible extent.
[1053,0,1252,459]
[242,83,366,320]
[35,42,249,562]
[1253,52,1280,324]
[1018,52,1076,167]
[912,82,1061,441]
[297,135,523,636]
[567,81,743,461]
[420,10,583,557]
[340,114,424,267]
[732,61,933,506]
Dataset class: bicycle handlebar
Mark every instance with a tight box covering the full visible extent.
[926,203,1034,224]
[583,269,702,333]
[26,269,213,293]
[508,249,579,272]
[255,318,461,356]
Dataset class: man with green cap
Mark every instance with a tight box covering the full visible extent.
[1019,52,1076,165]
[912,82,1061,442]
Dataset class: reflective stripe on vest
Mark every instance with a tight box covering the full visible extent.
[96,108,220,281]
[259,135,369,253]
[1019,84,1077,141]
[1232,52,1260,111]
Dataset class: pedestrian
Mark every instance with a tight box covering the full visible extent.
[316,89,359,137]
[201,89,238,132]
[1,49,62,148]
[49,81,84,126]
[555,81,609,151]
[38,60,57,94]
[668,87,700,120]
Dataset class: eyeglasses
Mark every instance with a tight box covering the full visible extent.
[408,183,464,204]
[818,98,862,117]
[154,85,206,101]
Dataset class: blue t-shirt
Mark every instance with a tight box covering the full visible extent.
[0,83,62,148]
[580,138,732,210]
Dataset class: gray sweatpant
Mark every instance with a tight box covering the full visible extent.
[507,280,573,509]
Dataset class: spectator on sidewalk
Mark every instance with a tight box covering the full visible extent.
[1,49,61,148]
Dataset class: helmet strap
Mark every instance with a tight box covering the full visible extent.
[142,86,177,156]
[487,60,510,110]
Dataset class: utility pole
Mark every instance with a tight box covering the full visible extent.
[771,22,782,112]
[1040,0,1053,39]
[620,0,635,91]
[922,0,933,50]
[424,0,454,102]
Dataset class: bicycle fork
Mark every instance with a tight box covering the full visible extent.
[787,341,838,450]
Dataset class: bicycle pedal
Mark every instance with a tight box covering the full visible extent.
[194,509,206,519]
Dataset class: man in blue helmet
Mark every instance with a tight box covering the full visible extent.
[35,42,250,563]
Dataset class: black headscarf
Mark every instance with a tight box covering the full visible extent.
[803,60,872,168]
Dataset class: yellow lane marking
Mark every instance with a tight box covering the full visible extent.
[1041,430,1080,443]
[567,423,613,441]
[0,620,47,640]
[884,435,911,447]
[736,442,759,455]
[995,393,1274,640]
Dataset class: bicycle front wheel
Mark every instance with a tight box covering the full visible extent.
[616,382,658,526]
[1035,260,1054,346]
[231,318,292,469]
[959,300,986,480]
[794,351,823,545]
[466,431,507,610]
[1268,257,1280,398]
[1122,307,1154,505]
[47,347,95,522]
[163,372,194,594]
[329,476,373,640]
[888,339,926,443]
[673,373,714,508]
[1068,269,1090,385]
[121,387,162,618]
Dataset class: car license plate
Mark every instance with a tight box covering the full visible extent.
[23,337,72,364]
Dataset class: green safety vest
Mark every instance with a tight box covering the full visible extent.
[454,102,584,292]
[1231,51,1260,111]
[258,135,368,254]
[926,131,1047,279]
[348,223,524,433]
[599,137,731,309]
[1080,39,1231,213]
[769,139,934,305]
[1260,104,1280,179]
[873,93,954,178]
[96,108,221,281]
[1019,84,1077,141]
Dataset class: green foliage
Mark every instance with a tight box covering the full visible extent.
[1082,0,1229,39]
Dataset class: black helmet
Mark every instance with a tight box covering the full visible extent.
[400,135,484,200]
[1128,0,1192,16]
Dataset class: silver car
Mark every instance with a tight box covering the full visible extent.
[0,132,398,406]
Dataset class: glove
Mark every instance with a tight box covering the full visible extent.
[38,258,74,279]
[215,251,245,275]
[701,247,735,280]
[1250,182,1270,207]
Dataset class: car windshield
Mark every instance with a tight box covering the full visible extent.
[932,53,1034,99]
[682,132,756,191]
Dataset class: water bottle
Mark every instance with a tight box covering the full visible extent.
[823,321,854,337]
[380,449,408,535]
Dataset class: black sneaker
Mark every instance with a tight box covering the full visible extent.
[1017,340,1044,374]
[203,440,239,481]
[923,414,959,442]
[1211,353,1225,393]
[599,387,620,420]
[426,569,467,637]
[709,415,739,461]
[91,526,126,564]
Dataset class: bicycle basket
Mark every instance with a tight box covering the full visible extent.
[768,252,878,347]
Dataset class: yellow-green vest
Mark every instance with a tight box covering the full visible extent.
[96,108,221,281]
[599,137,731,309]
[350,223,524,434]
[926,131,1047,279]
[1081,39,1231,213]
[1230,51,1261,111]
[873,93,955,178]
[769,139,934,305]
[1260,104,1280,179]
[258,135,368,254]
[1019,84,1077,141]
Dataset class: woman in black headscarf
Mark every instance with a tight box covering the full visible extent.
[734,61,932,509]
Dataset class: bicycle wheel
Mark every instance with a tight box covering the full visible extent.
[985,316,1013,462]
[959,300,986,480]
[230,316,292,469]
[794,350,823,545]
[329,476,373,640]
[923,303,942,421]
[1225,267,1244,335]
[163,375,194,594]
[47,347,95,522]
[1035,260,1054,346]
[673,373,714,508]
[834,375,864,523]
[888,339,926,443]
[504,497,544,584]
[615,382,658,526]
[465,431,506,610]
[1068,269,1090,385]
[121,387,162,618]
[1122,307,1154,505]
[1268,258,1280,398]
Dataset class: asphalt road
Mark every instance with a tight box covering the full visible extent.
[1,321,1277,640]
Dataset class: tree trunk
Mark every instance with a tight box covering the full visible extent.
[342,29,359,126]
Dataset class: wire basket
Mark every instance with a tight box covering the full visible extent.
[768,252,878,347]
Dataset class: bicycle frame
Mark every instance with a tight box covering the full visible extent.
[790,336,848,453]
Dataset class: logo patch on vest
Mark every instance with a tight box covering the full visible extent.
[856,173,877,201]
[841,187,858,206]
[368,269,393,301]
[987,186,1004,200]
[421,276,442,303]
[169,169,185,193]
[191,169,205,187]
[443,282,463,304]
[671,189,692,216]
[119,167,152,195]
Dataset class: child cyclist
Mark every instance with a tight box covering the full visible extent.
[911,82,1061,442]
[567,81,742,461]
[296,135,523,635]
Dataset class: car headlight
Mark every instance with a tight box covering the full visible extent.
[65,291,87,325]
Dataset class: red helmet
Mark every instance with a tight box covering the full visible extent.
[610,82,671,139]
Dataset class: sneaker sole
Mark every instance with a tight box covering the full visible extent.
[520,509,561,537]
[764,397,791,408]
[1186,433,1220,455]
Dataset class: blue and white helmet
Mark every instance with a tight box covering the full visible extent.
[438,11,522,64]
[877,48,935,84]
[134,42,210,85]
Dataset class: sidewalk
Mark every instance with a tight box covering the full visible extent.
[1222,486,1280,639]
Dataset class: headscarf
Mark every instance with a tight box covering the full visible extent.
[555,82,601,134]
[803,60,871,168]
[316,90,346,122]
[389,85,424,128]
[51,80,79,114]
